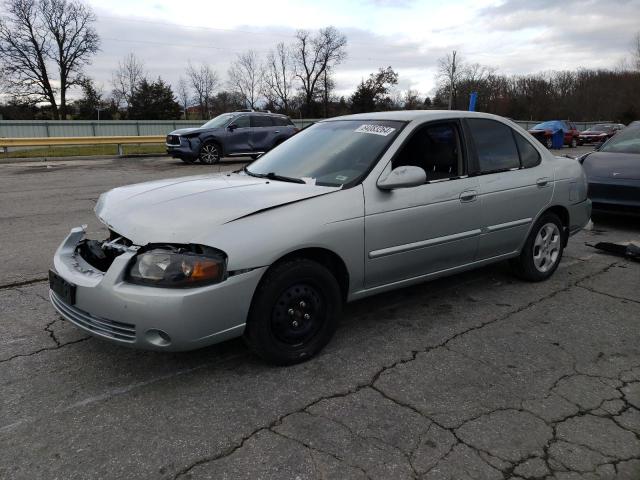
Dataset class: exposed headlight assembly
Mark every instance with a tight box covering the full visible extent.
[127,245,227,288]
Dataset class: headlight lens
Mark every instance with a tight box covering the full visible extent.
[127,248,226,288]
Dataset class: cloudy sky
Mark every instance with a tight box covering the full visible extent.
[83,0,639,98]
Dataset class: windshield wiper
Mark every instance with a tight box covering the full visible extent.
[243,167,305,184]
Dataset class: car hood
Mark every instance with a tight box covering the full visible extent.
[583,152,640,181]
[95,173,341,245]
[169,127,218,136]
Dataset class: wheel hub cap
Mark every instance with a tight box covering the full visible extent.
[533,223,561,273]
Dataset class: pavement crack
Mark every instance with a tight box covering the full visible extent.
[0,336,90,363]
[269,428,374,480]
[0,276,48,290]
[44,318,61,347]
[576,284,640,305]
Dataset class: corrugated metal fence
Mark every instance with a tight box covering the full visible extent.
[0,119,321,138]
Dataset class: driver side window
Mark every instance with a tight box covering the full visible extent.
[233,115,250,128]
[392,122,463,182]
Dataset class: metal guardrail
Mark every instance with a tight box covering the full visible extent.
[0,135,165,156]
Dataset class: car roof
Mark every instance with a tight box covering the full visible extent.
[233,111,288,118]
[324,110,514,124]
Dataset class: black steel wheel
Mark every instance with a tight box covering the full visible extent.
[244,258,342,365]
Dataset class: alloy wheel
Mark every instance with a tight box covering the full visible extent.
[533,223,561,273]
[200,144,220,164]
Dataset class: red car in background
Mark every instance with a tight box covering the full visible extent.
[578,123,625,145]
[528,120,580,149]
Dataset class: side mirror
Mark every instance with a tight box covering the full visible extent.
[227,123,237,131]
[377,166,426,190]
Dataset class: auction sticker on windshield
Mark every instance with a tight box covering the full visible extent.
[354,124,396,136]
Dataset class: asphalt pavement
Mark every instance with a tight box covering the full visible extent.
[1,153,639,479]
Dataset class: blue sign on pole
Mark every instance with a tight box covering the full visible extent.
[468,92,478,111]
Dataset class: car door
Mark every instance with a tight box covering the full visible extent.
[465,118,553,259]
[363,120,482,289]
[249,115,275,152]
[225,114,251,154]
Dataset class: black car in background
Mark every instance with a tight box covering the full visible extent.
[578,123,625,145]
[166,111,299,164]
[581,122,640,215]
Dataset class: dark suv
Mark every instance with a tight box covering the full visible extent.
[166,111,299,164]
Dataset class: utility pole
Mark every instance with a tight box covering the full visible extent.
[448,50,457,110]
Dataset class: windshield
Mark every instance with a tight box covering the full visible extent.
[600,124,640,154]
[201,113,236,129]
[246,120,404,187]
[587,124,610,132]
[533,121,563,131]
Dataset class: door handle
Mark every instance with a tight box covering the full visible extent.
[274,130,280,134]
[459,190,477,202]
[536,177,551,187]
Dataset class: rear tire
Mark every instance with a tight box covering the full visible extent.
[510,213,564,282]
[244,258,342,365]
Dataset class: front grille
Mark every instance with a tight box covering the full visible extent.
[50,291,136,342]
[166,135,181,146]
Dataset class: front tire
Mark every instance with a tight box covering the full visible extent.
[244,258,342,365]
[510,213,564,282]
[199,142,221,164]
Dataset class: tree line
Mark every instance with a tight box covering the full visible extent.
[1,0,639,123]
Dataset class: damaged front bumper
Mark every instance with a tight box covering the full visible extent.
[49,226,266,351]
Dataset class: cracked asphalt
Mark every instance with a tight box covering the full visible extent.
[1,155,640,480]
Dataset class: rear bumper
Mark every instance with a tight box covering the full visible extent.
[567,198,592,236]
[50,227,266,351]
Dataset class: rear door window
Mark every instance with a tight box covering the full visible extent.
[467,119,520,173]
[272,117,290,127]
[252,115,274,127]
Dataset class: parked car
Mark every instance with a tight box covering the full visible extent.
[166,111,298,164]
[580,122,640,215]
[50,111,591,365]
[528,120,580,148]
[578,123,625,145]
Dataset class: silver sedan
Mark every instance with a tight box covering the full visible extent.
[49,111,591,364]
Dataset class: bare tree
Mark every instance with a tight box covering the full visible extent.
[176,77,190,119]
[402,89,422,110]
[187,62,219,119]
[111,53,145,116]
[437,50,465,110]
[263,42,295,112]
[228,50,263,109]
[0,0,100,119]
[293,26,347,115]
